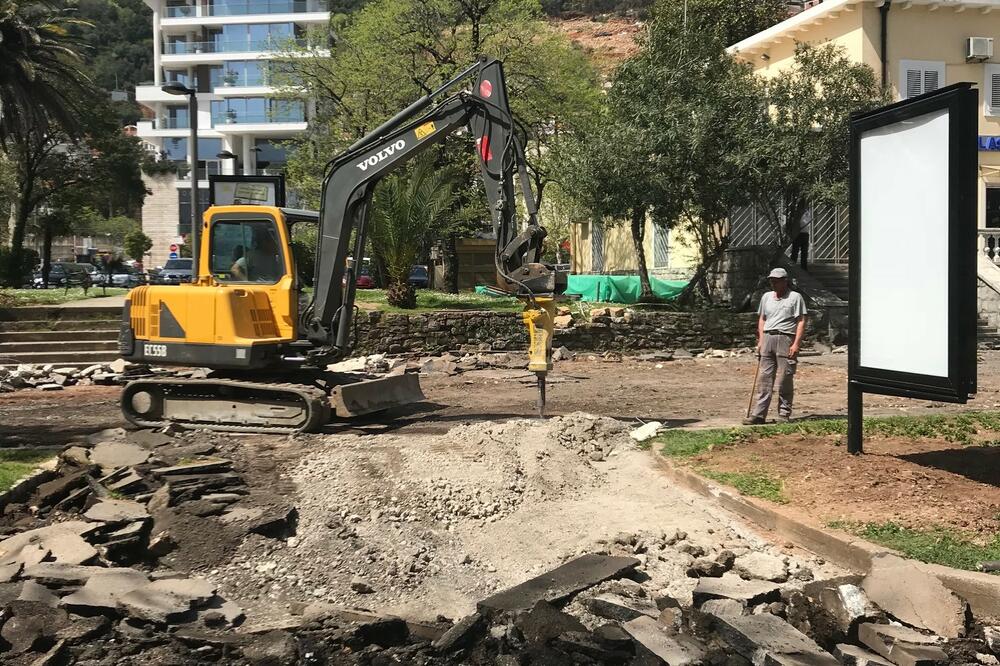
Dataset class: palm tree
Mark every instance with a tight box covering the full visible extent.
[370,159,455,308]
[0,2,91,143]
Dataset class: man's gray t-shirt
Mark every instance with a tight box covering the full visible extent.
[758,291,807,334]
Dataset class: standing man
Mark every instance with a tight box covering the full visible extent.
[790,207,812,271]
[743,268,807,425]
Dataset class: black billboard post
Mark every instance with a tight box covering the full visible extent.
[847,83,978,455]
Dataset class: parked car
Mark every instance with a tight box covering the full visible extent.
[355,264,375,289]
[110,267,142,288]
[32,262,92,288]
[154,258,194,285]
[408,265,430,288]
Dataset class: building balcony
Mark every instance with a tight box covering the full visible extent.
[163,38,309,55]
[164,0,328,17]
[212,112,305,130]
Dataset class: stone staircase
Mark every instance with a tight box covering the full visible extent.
[0,306,122,368]
[805,263,849,301]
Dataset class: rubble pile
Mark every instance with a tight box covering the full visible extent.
[546,413,631,461]
[0,427,298,662]
[0,359,175,392]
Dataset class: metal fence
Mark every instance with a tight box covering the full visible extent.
[729,203,849,264]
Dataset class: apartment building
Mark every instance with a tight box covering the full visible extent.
[136,0,328,267]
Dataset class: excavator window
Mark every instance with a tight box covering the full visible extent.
[210,219,285,284]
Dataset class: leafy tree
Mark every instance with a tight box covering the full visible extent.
[656,0,788,46]
[0,2,92,142]
[370,160,456,308]
[124,229,153,263]
[70,0,152,94]
[749,43,885,244]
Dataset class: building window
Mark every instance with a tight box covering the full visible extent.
[900,59,945,99]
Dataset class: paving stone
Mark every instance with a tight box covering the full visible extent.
[734,552,789,583]
[84,499,149,524]
[22,563,109,586]
[478,554,640,614]
[692,572,783,608]
[857,623,948,666]
[861,554,969,639]
[624,616,707,665]
[515,600,586,643]
[712,612,838,666]
[584,593,659,622]
[60,568,149,613]
[835,643,896,666]
[90,441,151,472]
[18,580,59,606]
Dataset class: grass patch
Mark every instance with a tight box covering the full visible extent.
[0,288,129,307]
[830,521,1000,572]
[655,410,1000,460]
[0,449,54,492]
[699,468,788,504]
[352,289,525,313]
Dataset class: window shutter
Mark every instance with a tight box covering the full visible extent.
[906,69,923,98]
[923,69,940,93]
[992,72,1000,111]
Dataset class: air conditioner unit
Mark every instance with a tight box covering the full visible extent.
[968,37,994,62]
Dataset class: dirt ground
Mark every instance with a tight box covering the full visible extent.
[7,352,1000,443]
[4,351,1000,623]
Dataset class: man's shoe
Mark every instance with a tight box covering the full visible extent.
[742,416,765,425]
[777,414,792,423]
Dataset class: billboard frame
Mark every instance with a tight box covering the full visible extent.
[208,174,286,208]
[847,82,978,453]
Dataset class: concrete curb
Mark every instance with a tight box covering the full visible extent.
[650,451,1000,620]
[0,456,60,511]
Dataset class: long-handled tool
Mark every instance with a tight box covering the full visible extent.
[746,351,763,420]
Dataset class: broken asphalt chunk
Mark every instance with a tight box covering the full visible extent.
[692,572,783,608]
[623,616,707,665]
[835,643,896,666]
[861,554,969,639]
[711,612,838,665]
[60,568,149,614]
[584,593,659,622]
[857,623,948,666]
[247,505,298,539]
[119,577,216,624]
[23,563,110,586]
[83,499,149,524]
[89,441,151,473]
[515,600,587,643]
[153,459,233,476]
[478,554,640,614]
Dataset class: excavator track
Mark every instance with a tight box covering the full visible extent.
[120,372,424,434]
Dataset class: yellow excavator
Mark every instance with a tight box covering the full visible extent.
[117,58,560,433]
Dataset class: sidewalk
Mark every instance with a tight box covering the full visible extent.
[56,294,127,309]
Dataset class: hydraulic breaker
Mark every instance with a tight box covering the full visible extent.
[522,297,555,417]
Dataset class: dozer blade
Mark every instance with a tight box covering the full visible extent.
[331,372,425,417]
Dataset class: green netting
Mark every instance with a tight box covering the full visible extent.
[563,275,688,304]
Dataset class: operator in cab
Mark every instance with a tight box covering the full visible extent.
[230,227,282,282]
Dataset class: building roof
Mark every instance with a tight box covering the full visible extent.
[728,0,1000,56]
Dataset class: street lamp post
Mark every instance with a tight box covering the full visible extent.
[161,82,200,280]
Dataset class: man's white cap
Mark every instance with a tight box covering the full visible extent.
[767,267,788,279]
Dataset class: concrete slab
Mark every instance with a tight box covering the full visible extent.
[89,441,150,472]
[835,643,896,666]
[477,554,640,614]
[692,572,783,607]
[857,623,948,666]
[711,613,838,666]
[119,576,217,624]
[84,499,149,524]
[60,568,149,613]
[862,554,969,639]
[0,523,98,566]
[623,616,707,665]
[22,563,109,586]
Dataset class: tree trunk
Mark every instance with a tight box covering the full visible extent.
[630,207,654,300]
[42,227,53,288]
[5,199,31,287]
[442,234,459,293]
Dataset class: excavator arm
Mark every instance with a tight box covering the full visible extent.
[303,58,555,360]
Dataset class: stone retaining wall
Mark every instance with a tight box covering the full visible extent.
[352,309,770,355]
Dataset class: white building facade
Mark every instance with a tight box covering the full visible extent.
[136,0,328,267]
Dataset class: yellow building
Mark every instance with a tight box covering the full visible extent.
[569,219,701,278]
[729,0,1000,230]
